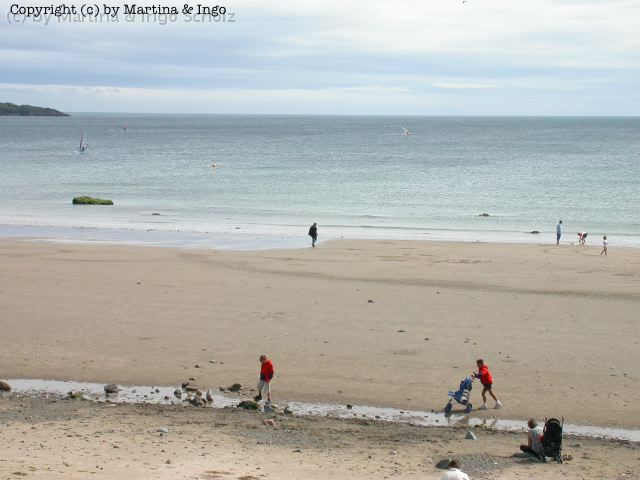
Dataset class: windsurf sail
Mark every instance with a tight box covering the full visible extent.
[79,130,87,153]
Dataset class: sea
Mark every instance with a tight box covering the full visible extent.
[1,114,639,249]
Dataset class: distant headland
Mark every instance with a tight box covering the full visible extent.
[0,102,69,116]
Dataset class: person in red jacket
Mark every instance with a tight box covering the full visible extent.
[473,359,502,409]
[254,354,274,404]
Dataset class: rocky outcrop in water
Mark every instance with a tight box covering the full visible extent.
[73,196,114,205]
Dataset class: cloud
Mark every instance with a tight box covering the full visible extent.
[0,0,639,114]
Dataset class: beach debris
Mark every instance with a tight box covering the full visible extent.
[530,230,540,234]
[206,390,214,403]
[562,454,573,461]
[237,400,259,410]
[397,329,406,333]
[479,213,490,217]
[436,458,453,469]
[157,427,169,434]
[228,383,242,392]
[72,196,113,205]
[0,381,11,392]
[189,377,197,381]
[209,360,217,364]
[104,384,119,394]
[263,419,275,426]
[465,431,478,440]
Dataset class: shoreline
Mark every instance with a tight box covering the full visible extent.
[6,378,640,442]
[2,222,639,251]
[1,238,638,431]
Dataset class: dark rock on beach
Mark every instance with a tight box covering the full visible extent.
[530,230,540,234]
[104,384,119,394]
[73,196,113,205]
[238,400,259,410]
[479,213,490,217]
[0,381,11,391]
[228,383,242,392]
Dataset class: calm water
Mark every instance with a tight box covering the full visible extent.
[1,114,639,248]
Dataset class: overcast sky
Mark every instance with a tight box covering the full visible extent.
[1,0,639,114]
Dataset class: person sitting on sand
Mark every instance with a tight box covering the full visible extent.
[520,418,544,461]
[473,359,502,409]
[440,459,470,480]
[254,354,274,405]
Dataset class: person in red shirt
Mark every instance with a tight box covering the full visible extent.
[473,359,502,410]
[254,354,274,404]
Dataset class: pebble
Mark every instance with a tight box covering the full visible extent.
[104,384,119,394]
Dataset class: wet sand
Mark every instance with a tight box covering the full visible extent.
[0,238,639,431]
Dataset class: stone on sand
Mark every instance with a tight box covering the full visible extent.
[104,384,119,394]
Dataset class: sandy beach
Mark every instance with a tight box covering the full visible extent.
[1,238,639,430]
[1,392,639,480]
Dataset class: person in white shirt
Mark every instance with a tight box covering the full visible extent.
[601,235,608,256]
[440,459,470,480]
[520,418,544,461]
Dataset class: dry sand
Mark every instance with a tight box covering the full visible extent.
[0,238,639,432]
[1,393,638,480]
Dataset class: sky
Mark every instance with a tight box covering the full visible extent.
[1,0,639,114]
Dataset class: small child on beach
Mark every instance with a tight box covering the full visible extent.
[601,235,608,256]
[473,359,502,409]
[254,354,274,405]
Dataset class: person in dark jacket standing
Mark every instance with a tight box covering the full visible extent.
[308,222,318,247]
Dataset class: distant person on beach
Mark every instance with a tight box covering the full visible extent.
[578,232,588,245]
[519,418,544,461]
[601,235,608,256]
[556,220,563,245]
[473,359,502,409]
[440,459,470,480]
[254,354,274,405]
[308,222,318,247]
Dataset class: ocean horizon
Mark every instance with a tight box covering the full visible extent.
[1,113,639,249]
